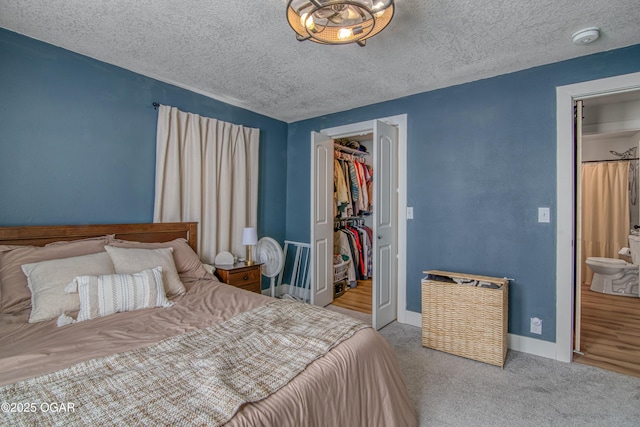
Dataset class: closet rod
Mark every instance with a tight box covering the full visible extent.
[334,216,366,226]
[334,143,369,157]
[582,158,639,163]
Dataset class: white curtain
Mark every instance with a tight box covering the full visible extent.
[153,105,260,263]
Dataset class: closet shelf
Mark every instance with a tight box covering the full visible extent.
[334,143,369,156]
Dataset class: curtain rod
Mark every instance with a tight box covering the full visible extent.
[582,158,639,163]
[152,102,160,110]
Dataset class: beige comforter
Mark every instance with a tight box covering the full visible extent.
[0,279,417,426]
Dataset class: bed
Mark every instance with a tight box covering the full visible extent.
[0,222,416,426]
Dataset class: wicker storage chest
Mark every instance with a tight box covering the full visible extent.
[421,270,508,367]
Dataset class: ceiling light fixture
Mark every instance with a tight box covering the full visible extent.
[286,0,395,47]
[572,27,600,45]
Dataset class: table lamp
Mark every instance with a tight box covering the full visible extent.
[242,227,258,266]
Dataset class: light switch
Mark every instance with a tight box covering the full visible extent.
[538,207,550,223]
[407,207,414,219]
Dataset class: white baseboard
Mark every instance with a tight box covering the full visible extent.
[403,310,422,327]
[507,333,557,360]
[399,310,559,361]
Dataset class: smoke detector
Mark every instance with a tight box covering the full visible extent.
[572,27,600,45]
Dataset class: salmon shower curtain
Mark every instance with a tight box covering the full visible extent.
[581,160,630,284]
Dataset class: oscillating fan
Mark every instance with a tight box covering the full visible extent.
[255,237,285,298]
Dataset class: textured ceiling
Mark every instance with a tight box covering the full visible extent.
[1,0,639,122]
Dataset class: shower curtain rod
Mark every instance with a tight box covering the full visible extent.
[582,158,639,163]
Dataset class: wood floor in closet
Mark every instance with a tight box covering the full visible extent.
[330,279,372,314]
[574,281,640,377]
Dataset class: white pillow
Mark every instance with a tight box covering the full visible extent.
[104,246,185,296]
[21,252,116,323]
[66,267,173,323]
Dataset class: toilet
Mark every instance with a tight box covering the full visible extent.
[586,235,640,297]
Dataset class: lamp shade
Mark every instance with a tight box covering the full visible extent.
[242,227,258,246]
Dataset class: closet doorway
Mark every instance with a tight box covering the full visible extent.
[310,115,407,330]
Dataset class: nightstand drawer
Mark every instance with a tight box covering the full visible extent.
[213,262,262,294]
[235,281,261,294]
[227,268,261,285]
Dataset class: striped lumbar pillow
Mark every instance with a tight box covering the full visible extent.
[65,266,173,323]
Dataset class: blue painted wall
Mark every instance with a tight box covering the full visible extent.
[0,28,288,245]
[286,44,640,341]
[3,25,640,340]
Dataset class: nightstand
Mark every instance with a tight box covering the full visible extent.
[213,262,262,294]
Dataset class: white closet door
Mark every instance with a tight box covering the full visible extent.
[373,120,398,330]
[311,132,334,307]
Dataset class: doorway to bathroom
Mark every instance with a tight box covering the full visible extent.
[574,90,640,377]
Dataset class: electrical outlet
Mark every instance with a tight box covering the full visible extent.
[530,317,542,335]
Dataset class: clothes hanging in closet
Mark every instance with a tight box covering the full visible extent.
[334,152,373,218]
[334,223,373,287]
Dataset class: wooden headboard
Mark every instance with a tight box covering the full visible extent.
[0,222,198,253]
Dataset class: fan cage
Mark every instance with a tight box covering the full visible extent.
[256,237,284,278]
[275,240,311,302]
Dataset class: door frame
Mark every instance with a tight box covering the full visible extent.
[556,72,640,362]
[573,99,583,354]
[320,114,408,324]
